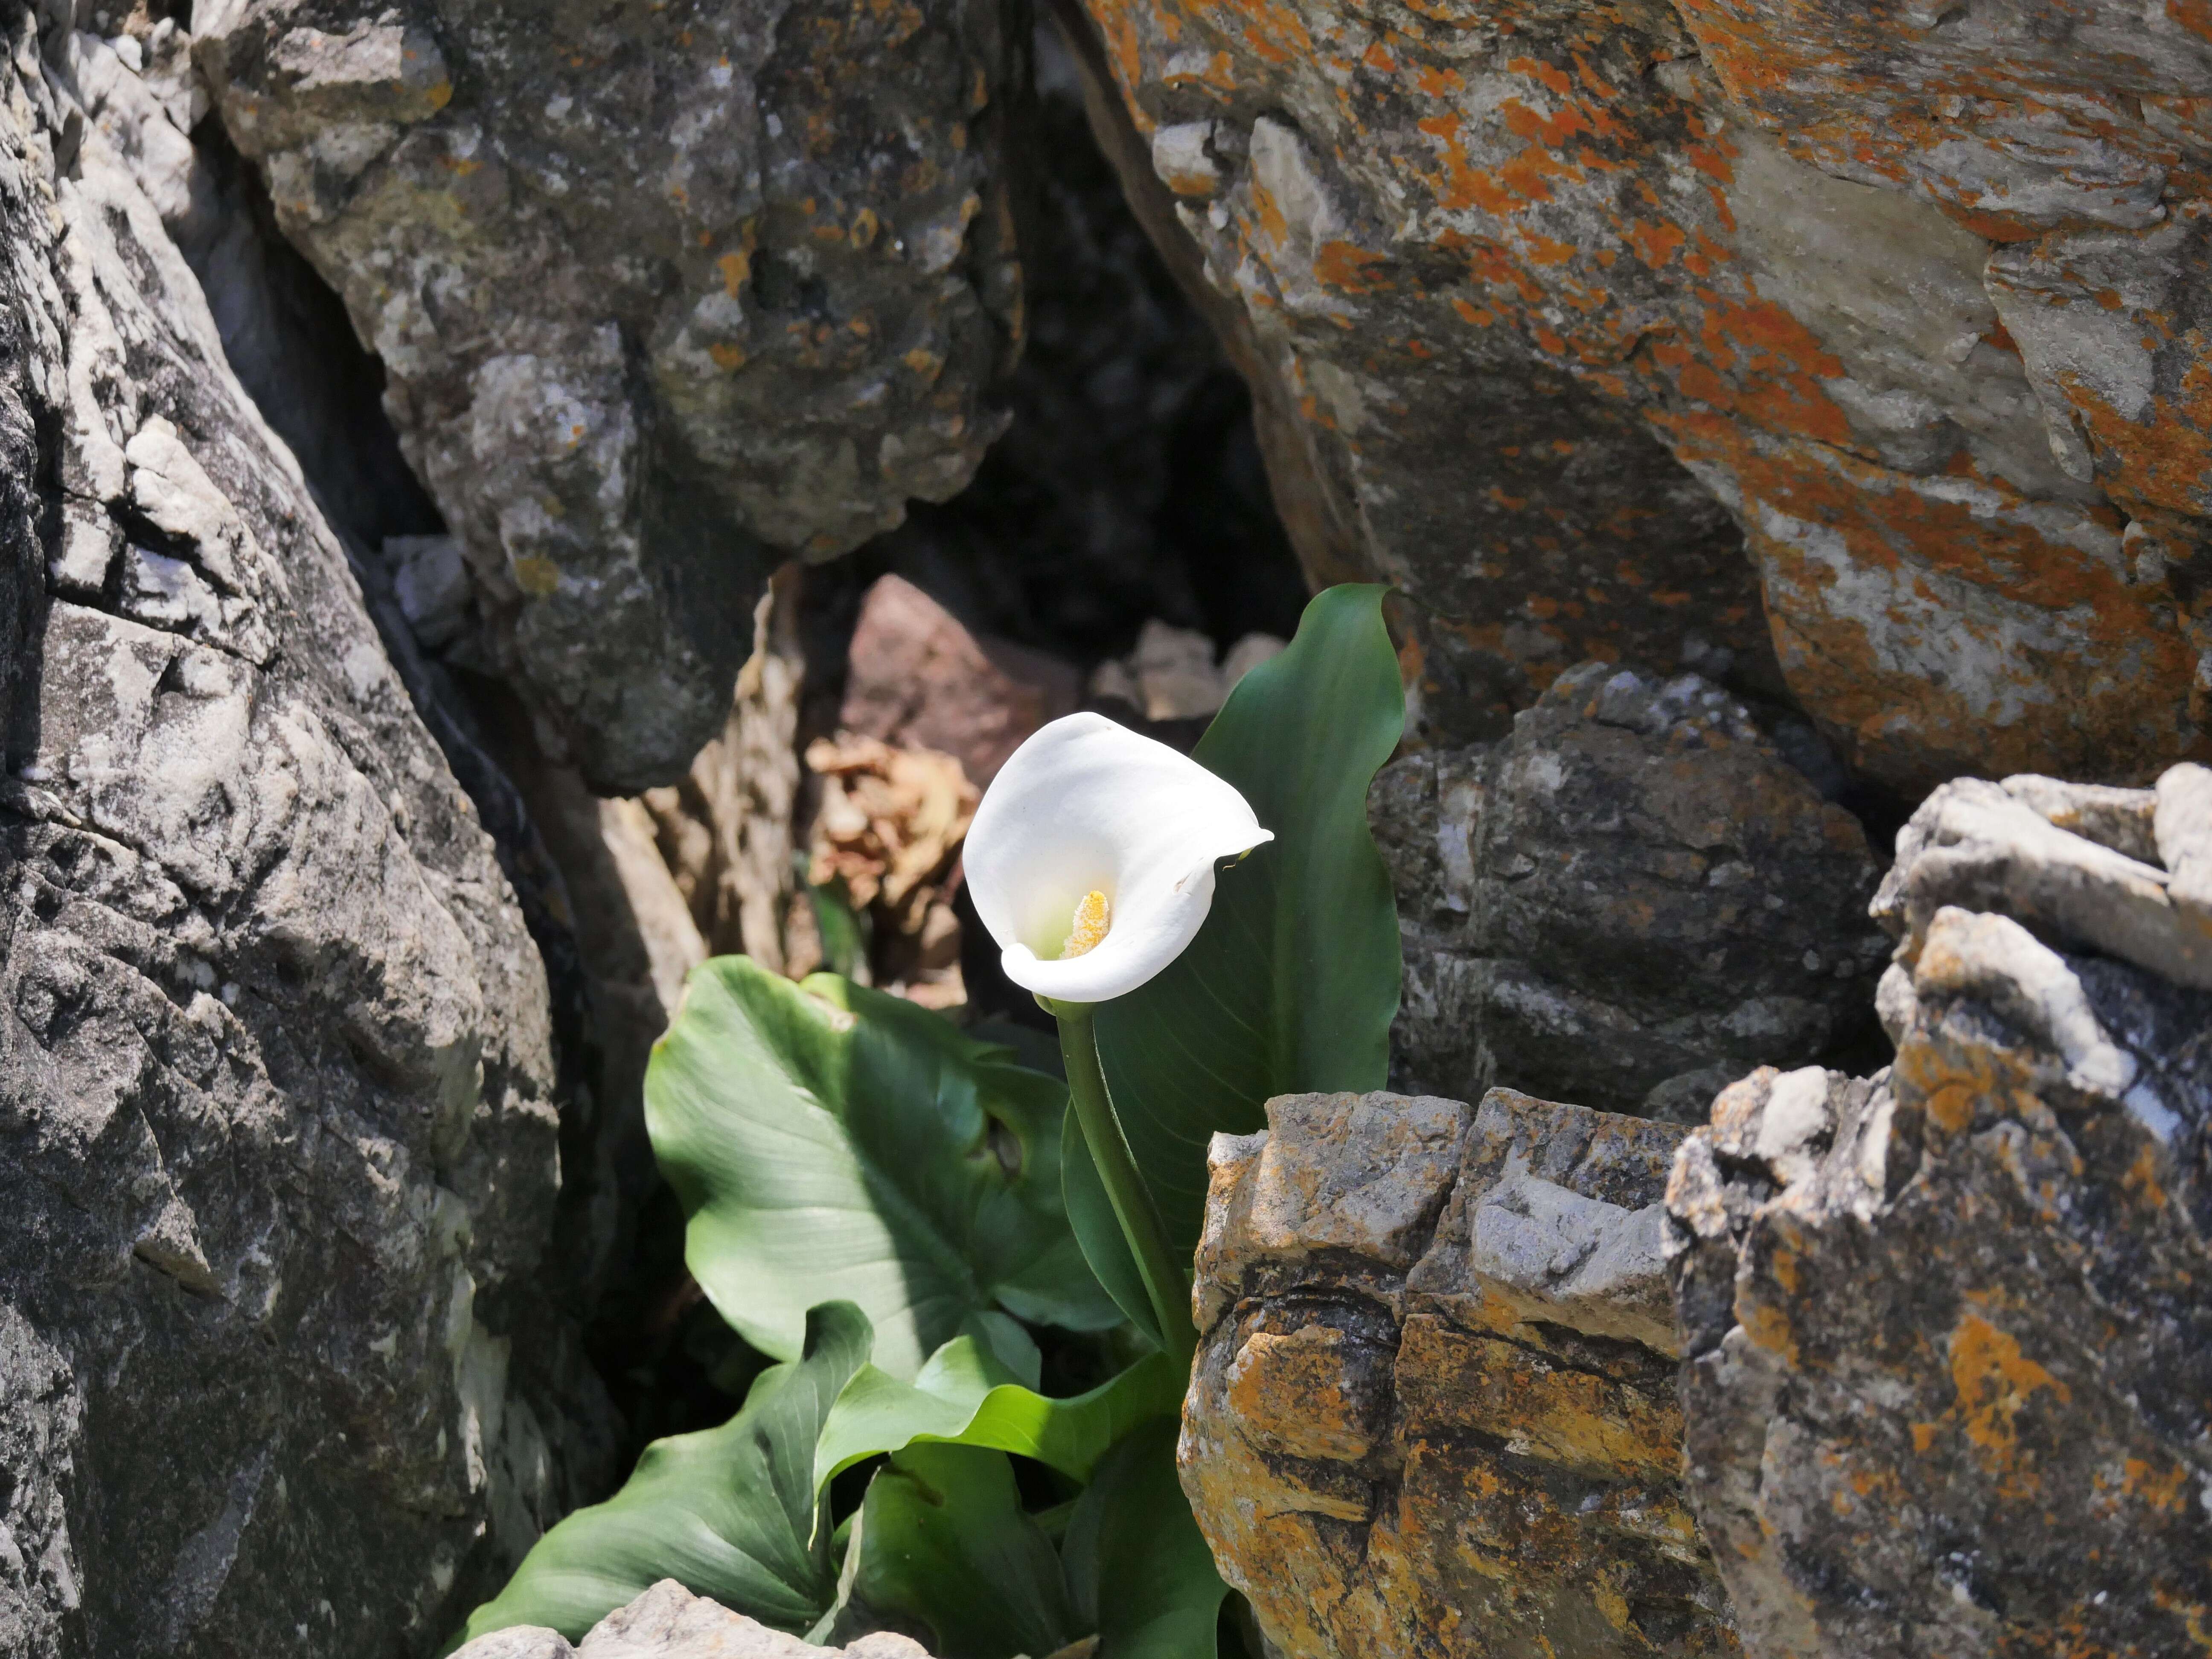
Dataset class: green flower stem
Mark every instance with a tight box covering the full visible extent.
[1048,1000,1196,1368]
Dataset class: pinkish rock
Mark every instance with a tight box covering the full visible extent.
[838,576,1083,786]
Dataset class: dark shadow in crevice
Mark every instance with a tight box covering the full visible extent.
[179,117,441,547]
[845,12,1309,675]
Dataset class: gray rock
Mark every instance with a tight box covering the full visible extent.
[390,533,475,652]
[0,15,610,1654]
[1874,772,2212,992]
[1665,766,2212,1659]
[193,0,1028,790]
[2157,761,2212,930]
[451,1580,937,1659]
[1182,1088,1738,1659]
[1411,1089,1679,1353]
[1371,661,1889,1120]
[454,1627,581,1659]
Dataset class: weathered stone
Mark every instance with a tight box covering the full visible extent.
[1371,661,1888,1119]
[1190,1091,1470,1332]
[1087,619,1283,721]
[1874,771,2212,992]
[1665,766,2212,1659]
[1,14,611,1653]
[194,0,1028,789]
[835,574,1080,789]
[1183,1088,1740,1659]
[2158,760,2212,929]
[451,1579,937,1659]
[637,571,813,972]
[1998,772,2161,864]
[1052,0,2212,792]
[495,732,707,1312]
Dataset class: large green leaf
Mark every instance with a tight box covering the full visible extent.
[1062,1420,1231,1659]
[850,1444,1077,1659]
[451,1303,872,1649]
[646,959,1119,1379]
[815,1331,1185,1493]
[1095,585,1404,1254]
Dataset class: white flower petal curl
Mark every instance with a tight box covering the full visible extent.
[965,712,1272,1004]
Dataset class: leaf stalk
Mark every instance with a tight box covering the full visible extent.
[1048,1000,1197,1369]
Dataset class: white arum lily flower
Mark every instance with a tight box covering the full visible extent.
[966,712,1272,1004]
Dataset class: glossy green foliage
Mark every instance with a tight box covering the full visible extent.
[815,1330,1185,1492]
[849,1444,1077,1659]
[1095,585,1405,1252]
[1064,1421,1232,1659]
[646,959,1118,1379]
[458,591,1400,1658]
[451,1304,872,1649]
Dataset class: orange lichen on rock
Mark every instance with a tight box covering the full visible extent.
[1064,0,2212,785]
[1668,786,2212,1658]
[1658,410,2207,790]
[1184,1089,1741,1659]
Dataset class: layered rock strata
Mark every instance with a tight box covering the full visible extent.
[1369,660,1888,1117]
[1182,1089,1740,1659]
[0,15,609,1653]
[1664,765,2212,1657]
[1055,0,2212,792]
[194,0,1030,789]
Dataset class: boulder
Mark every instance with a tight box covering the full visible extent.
[0,15,610,1654]
[193,0,1030,789]
[1048,0,2212,792]
[834,574,1080,789]
[1182,1089,1741,1659]
[1664,764,2212,1657]
[1369,661,1888,1119]
[450,1580,935,1659]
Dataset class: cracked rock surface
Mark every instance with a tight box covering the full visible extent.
[0,12,611,1653]
[194,0,1027,789]
[1055,0,2212,792]
[1664,764,2212,1658]
[1368,661,1888,1119]
[1182,1088,1740,1659]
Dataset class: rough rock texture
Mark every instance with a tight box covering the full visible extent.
[451,1579,936,1659]
[834,573,1079,788]
[493,731,706,1316]
[1664,765,2212,1658]
[193,0,1030,789]
[1369,660,1888,1119]
[1183,1089,1740,1659]
[0,12,612,1654]
[1053,0,2212,792]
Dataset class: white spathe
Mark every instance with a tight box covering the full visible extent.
[965,712,1272,1004]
